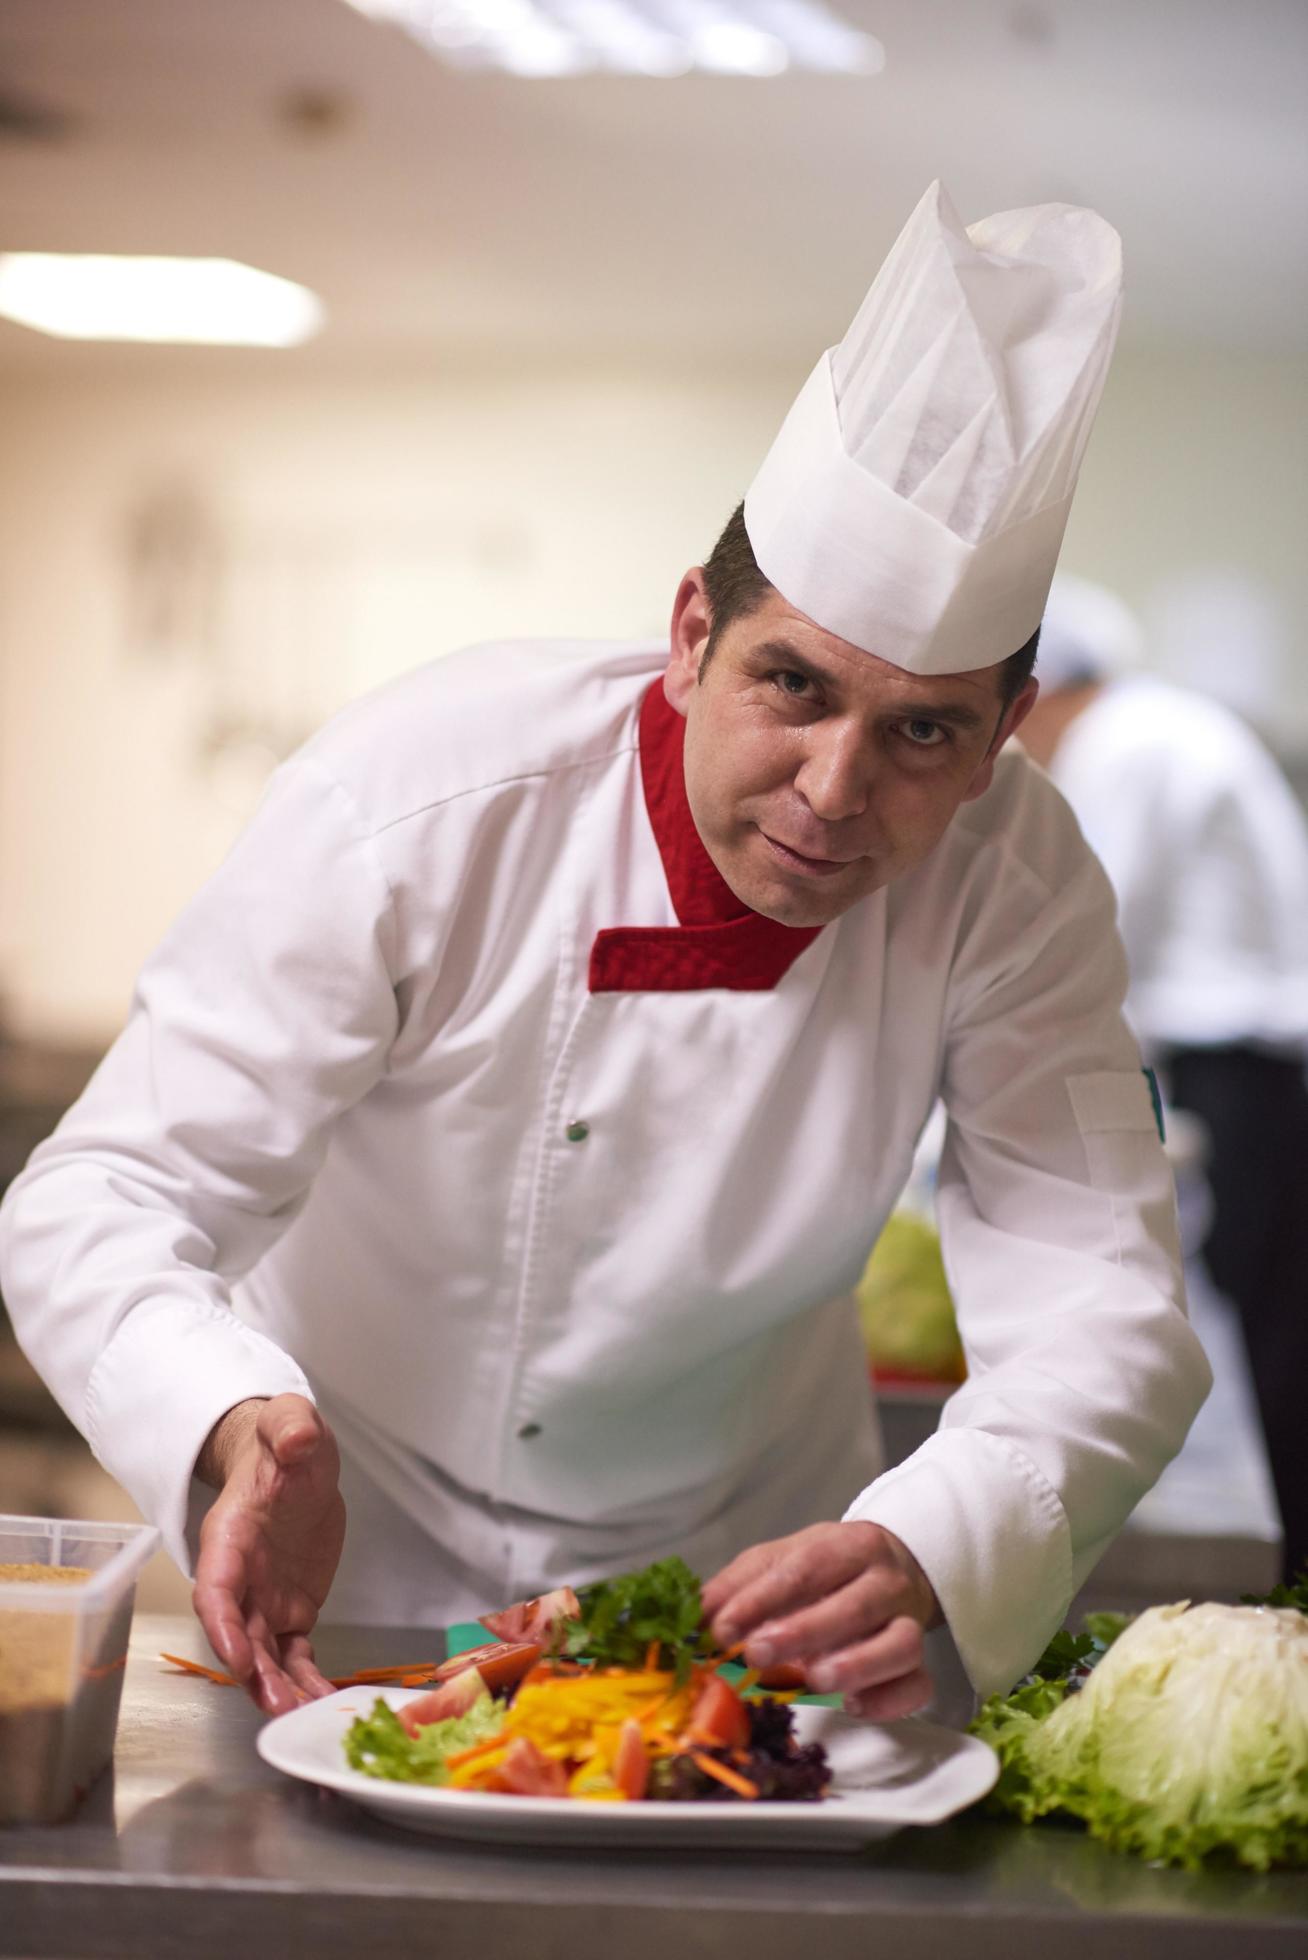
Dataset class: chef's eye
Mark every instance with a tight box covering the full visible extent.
[900,718,947,748]
[776,669,813,696]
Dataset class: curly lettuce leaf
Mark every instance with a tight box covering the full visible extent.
[344,1690,502,1785]
[971,1677,1073,1817]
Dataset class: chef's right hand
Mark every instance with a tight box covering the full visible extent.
[191,1393,346,1716]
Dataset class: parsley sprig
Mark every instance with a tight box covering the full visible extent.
[1242,1564,1308,1614]
[562,1555,718,1683]
[1027,1611,1131,1683]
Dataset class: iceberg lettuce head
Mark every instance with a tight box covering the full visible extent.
[980,1601,1308,1870]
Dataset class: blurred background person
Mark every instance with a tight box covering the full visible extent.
[1021,578,1308,1582]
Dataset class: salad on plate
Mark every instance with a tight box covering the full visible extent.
[342,1555,830,1805]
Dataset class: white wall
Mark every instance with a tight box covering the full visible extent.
[1,344,1305,1044]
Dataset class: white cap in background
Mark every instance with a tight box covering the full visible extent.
[1037,574,1145,691]
[745,180,1123,676]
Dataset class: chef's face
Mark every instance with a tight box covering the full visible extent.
[663,570,1038,928]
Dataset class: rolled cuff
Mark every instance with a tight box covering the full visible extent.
[842,1426,1073,1701]
[83,1297,313,1575]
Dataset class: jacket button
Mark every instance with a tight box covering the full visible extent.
[517,1422,542,1440]
[565,1120,590,1142]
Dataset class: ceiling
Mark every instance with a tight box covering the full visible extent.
[0,0,1305,372]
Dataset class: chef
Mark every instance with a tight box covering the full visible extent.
[0,183,1211,1721]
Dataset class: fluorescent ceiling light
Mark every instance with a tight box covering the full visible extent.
[0,255,324,346]
[345,0,884,77]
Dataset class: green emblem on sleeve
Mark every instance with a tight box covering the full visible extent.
[1143,1067,1165,1143]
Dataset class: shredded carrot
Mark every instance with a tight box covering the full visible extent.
[159,1652,236,1685]
[644,1639,661,1670]
[689,1751,760,1799]
[160,1650,462,1690]
[719,1640,746,1661]
[160,1650,458,1691]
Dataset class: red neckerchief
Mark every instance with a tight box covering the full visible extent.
[588,680,824,992]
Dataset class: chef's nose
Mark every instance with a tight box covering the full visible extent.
[793,722,872,822]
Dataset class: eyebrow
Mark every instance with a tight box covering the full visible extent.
[749,640,990,732]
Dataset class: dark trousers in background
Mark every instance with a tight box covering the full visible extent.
[1165,1044,1308,1586]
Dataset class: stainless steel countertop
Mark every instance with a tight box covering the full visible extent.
[2,1614,1305,1960]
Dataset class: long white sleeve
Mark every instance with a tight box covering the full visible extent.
[0,755,399,1569]
[845,813,1213,1699]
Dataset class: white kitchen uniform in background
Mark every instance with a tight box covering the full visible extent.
[1048,677,1308,1056]
[0,638,1211,1702]
[1030,577,1308,1585]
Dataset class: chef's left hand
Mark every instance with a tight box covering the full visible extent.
[702,1521,942,1721]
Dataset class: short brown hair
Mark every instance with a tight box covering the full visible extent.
[700,501,1039,706]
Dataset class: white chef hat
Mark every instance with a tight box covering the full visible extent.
[1036,574,1145,691]
[744,180,1123,676]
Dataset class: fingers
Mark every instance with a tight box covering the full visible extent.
[192,1578,329,1712]
[701,1540,788,1625]
[243,1607,306,1716]
[741,1567,905,1668]
[192,1576,255,1684]
[281,1632,336,1701]
[707,1523,882,1645]
[702,1523,938,1725]
[801,1613,924,1696]
[193,1519,257,1682]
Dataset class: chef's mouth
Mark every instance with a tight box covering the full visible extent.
[758,830,855,878]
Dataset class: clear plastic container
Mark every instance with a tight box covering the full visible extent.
[0,1514,159,1824]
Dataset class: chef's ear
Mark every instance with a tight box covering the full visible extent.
[665,569,713,716]
[960,676,1040,804]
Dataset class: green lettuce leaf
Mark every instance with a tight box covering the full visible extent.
[344,1689,503,1785]
[971,1676,1072,1818]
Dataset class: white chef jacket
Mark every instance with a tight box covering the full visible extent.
[0,639,1211,1700]
[1048,677,1308,1056]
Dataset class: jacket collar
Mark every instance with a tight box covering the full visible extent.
[587,678,823,993]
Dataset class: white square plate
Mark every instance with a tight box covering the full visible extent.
[257,1687,998,1850]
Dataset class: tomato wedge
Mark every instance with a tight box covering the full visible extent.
[431,1640,513,1682]
[479,1586,581,1649]
[613,1717,649,1801]
[398,1667,486,1735]
[490,1737,569,1797]
[689,1674,751,1751]
[472,1640,544,1695]
[421,1639,543,1699]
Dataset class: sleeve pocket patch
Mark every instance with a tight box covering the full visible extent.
[1066,1070,1161,1136]
[1066,1071,1167,1198]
